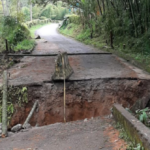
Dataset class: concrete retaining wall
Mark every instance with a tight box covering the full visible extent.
[113,104,150,150]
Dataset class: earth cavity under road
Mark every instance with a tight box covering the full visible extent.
[0,23,150,150]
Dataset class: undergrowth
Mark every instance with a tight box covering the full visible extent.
[14,39,35,51]
[114,122,144,150]
[59,22,150,73]
[0,86,28,125]
[0,38,5,53]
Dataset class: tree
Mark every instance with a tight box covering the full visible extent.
[1,0,10,16]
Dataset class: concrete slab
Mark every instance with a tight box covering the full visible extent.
[0,23,150,86]
[1,54,142,86]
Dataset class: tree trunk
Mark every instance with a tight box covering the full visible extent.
[23,100,38,128]
[102,0,105,14]
[30,3,32,22]
[128,0,138,37]
[110,31,114,49]
[2,70,8,137]
[5,0,10,16]
[1,0,6,16]
[97,0,102,15]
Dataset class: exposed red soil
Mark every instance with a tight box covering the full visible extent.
[104,126,127,150]
[9,79,150,128]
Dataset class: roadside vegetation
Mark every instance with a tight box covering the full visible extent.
[56,0,150,73]
[0,0,69,53]
[114,122,144,150]
[29,23,51,38]
[132,107,150,128]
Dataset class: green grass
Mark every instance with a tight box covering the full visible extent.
[14,39,35,51]
[60,23,83,37]
[29,23,51,38]
[59,23,150,73]
[14,23,51,52]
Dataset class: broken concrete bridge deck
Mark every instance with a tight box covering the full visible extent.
[3,54,148,86]
[0,23,149,150]
[0,24,150,86]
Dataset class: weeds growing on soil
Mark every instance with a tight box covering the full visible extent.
[114,122,144,150]
[14,39,35,52]
[0,86,28,125]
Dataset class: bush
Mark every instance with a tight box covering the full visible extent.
[25,18,51,28]
[32,5,41,19]
[14,39,35,51]
[0,38,5,52]
[21,7,30,21]
[7,24,30,47]
[40,4,69,20]
[67,15,81,24]
[1,16,30,50]
[39,16,47,20]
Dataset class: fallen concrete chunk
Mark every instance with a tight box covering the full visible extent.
[23,123,31,129]
[11,124,22,132]
[84,118,88,122]
[52,52,73,80]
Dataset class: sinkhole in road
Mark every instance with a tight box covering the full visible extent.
[9,78,150,127]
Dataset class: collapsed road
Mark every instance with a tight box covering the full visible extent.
[0,23,150,150]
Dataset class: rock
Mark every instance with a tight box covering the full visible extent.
[11,124,22,132]
[35,123,39,127]
[84,118,88,122]
[23,123,31,129]
[131,94,150,112]
[35,35,41,39]
[8,132,14,137]
[109,114,113,118]
[88,100,92,103]
[104,114,113,119]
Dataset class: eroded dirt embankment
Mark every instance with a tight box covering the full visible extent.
[10,79,150,127]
